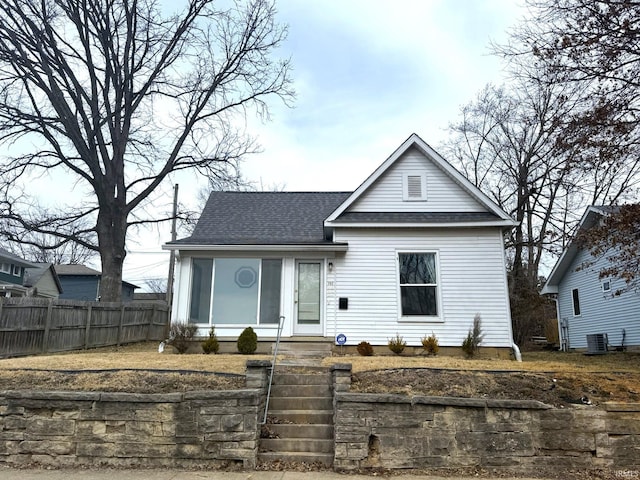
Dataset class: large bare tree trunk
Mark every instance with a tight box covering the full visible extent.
[96,205,127,302]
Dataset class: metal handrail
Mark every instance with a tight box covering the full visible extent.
[262,315,284,424]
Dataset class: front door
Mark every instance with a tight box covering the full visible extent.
[294,261,323,335]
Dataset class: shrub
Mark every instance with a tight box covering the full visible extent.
[387,333,406,355]
[237,326,258,354]
[201,326,220,354]
[167,321,198,354]
[356,341,374,356]
[421,333,439,355]
[461,314,484,358]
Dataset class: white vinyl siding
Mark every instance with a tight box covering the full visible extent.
[327,228,513,347]
[350,147,485,213]
[557,247,640,349]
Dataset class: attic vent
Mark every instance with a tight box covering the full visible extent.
[403,172,427,201]
[586,333,608,355]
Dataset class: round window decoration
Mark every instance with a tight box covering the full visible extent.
[235,266,257,288]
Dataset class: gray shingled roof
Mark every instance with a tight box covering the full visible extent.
[172,191,351,245]
[55,264,102,276]
[0,246,37,268]
[330,212,502,223]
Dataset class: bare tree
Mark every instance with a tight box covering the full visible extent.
[577,204,640,296]
[144,278,168,295]
[0,0,293,301]
[5,233,96,265]
[444,67,640,344]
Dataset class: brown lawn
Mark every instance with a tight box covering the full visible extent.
[1,342,639,406]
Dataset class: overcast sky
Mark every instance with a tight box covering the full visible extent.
[125,0,529,289]
[241,0,527,191]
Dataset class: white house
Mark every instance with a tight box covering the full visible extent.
[542,206,640,351]
[164,134,519,353]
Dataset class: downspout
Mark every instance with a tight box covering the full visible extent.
[552,295,564,352]
[499,227,522,362]
[511,342,522,362]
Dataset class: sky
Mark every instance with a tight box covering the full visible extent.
[123,0,529,290]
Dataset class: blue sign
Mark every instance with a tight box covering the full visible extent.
[336,333,347,345]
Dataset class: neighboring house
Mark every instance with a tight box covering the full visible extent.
[0,247,36,297]
[164,134,519,351]
[541,206,640,351]
[55,264,138,302]
[23,263,63,298]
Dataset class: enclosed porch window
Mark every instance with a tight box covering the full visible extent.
[188,258,282,325]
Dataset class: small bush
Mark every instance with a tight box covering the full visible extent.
[461,314,484,358]
[201,326,220,354]
[388,333,406,355]
[167,321,198,354]
[237,326,258,354]
[421,333,439,355]
[356,341,374,356]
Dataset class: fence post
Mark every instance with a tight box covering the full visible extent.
[117,303,125,346]
[84,304,92,349]
[42,299,54,353]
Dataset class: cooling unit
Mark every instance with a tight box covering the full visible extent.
[586,333,608,355]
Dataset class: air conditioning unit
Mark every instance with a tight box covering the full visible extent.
[586,333,608,355]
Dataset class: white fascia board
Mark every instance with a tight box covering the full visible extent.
[325,134,418,222]
[162,243,349,252]
[324,220,517,229]
[541,206,603,292]
[325,133,516,224]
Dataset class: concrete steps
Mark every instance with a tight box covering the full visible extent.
[259,368,334,467]
[273,341,333,365]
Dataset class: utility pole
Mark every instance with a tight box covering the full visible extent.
[166,184,179,317]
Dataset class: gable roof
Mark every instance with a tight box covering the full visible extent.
[23,263,63,293]
[165,134,517,251]
[325,133,516,227]
[541,205,616,295]
[169,191,351,248]
[54,264,139,289]
[55,264,102,276]
[0,247,37,268]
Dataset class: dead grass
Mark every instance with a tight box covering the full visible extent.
[0,342,272,374]
[324,350,640,373]
[1,342,639,404]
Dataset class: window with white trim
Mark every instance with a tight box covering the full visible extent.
[398,252,438,316]
[188,257,282,325]
[0,263,10,274]
[402,172,427,201]
[602,280,611,293]
[12,265,21,276]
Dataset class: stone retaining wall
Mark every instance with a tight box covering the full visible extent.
[0,389,262,469]
[0,362,271,469]
[333,365,640,472]
[2,361,639,473]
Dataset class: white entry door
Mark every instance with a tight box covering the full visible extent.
[294,261,323,335]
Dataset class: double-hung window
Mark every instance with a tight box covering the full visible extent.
[398,252,438,317]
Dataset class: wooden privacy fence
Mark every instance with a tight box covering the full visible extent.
[0,297,169,358]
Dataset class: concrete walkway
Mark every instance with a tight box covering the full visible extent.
[0,467,557,480]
